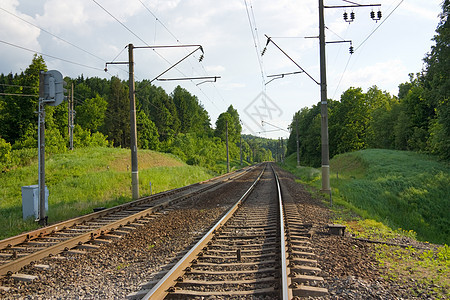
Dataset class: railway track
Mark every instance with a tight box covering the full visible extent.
[0,165,257,280]
[132,163,328,299]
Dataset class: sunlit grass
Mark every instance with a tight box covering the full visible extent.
[280,149,450,245]
[280,149,450,298]
[0,147,213,239]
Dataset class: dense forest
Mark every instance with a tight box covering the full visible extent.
[0,55,275,173]
[287,1,449,166]
[1,2,448,172]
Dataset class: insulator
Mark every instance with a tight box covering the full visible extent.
[261,47,267,56]
[349,46,354,54]
[343,12,348,21]
[350,12,355,20]
[377,10,382,19]
[370,11,375,19]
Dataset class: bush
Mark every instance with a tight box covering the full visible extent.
[0,137,12,170]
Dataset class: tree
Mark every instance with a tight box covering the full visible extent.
[329,87,369,155]
[226,105,242,143]
[365,86,399,149]
[76,94,108,132]
[423,0,450,159]
[137,109,159,150]
[103,77,129,147]
[0,55,46,144]
[215,112,235,143]
[171,85,212,136]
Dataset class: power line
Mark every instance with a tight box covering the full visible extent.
[0,39,105,72]
[244,0,266,87]
[332,54,352,99]
[355,0,404,51]
[96,0,223,113]
[0,83,35,88]
[0,92,37,97]
[92,0,147,45]
[0,7,105,63]
[137,0,179,43]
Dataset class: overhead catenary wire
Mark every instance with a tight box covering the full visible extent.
[136,0,227,111]
[92,0,147,46]
[330,0,404,99]
[0,92,37,97]
[244,0,266,88]
[0,39,104,72]
[355,0,404,51]
[0,7,105,63]
[0,6,130,77]
[95,0,223,112]
[0,83,35,89]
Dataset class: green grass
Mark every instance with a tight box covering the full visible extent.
[0,147,214,239]
[281,149,450,298]
[280,149,450,245]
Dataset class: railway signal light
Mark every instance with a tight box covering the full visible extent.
[43,70,67,107]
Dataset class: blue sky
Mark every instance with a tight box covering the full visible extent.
[0,0,443,138]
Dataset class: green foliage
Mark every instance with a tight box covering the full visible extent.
[0,147,212,239]
[73,125,110,148]
[330,87,369,155]
[286,0,449,162]
[103,77,130,147]
[374,244,449,298]
[0,54,45,144]
[331,149,450,245]
[171,85,211,135]
[76,94,107,132]
[281,149,450,245]
[137,109,159,150]
[242,134,278,162]
[0,137,11,170]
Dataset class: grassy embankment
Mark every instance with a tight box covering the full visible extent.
[281,148,449,245]
[280,149,449,297]
[0,147,217,240]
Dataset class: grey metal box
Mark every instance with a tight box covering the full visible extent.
[21,185,48,220]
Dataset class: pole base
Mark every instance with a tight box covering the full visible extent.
[38,216,48,226]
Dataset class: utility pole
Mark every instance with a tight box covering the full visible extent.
[105,43,205,200]
[38,72,46,226]
[318,0,381,193]
[296,117,300,167]
[129,44,139,200]
[319,0,331,193]
[69,83,74,150]
[240,135,243,166]
[226,120,230,173]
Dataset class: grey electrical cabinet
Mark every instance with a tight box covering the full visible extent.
[21,185,48,220]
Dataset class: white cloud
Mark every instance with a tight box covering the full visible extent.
[0,0,41,71]
[337,59,407,96]
[205,64,225,73]
[401,1,441,22]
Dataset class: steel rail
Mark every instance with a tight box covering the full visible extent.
[272,164,292,300]
[142,163,267,300]
[0,166,256,277]
[0,166,252,250]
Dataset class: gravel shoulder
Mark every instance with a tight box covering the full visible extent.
[1,165,447,299]
[275,165,448,299]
